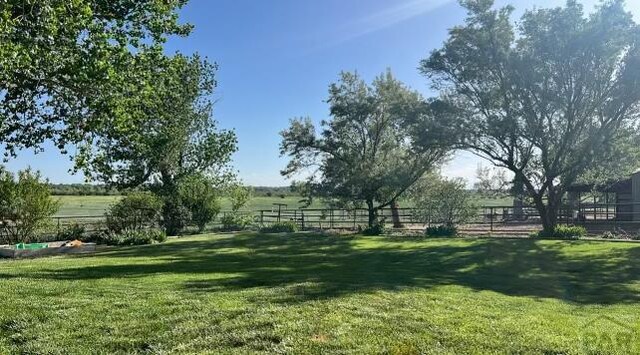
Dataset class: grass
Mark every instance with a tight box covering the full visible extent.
[1,233,639,354]
[53,195,326,217]
[53,194,513,217]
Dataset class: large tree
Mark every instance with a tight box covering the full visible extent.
[280,71,450,227]
[0,0,190,162]
[421,0,640,233]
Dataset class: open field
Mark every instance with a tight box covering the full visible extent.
[1,233,639,353]
[54,194,514,217]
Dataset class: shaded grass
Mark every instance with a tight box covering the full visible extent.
[1,233,639,353]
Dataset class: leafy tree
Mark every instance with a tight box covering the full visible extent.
[79,54,237,234]
[82,54,237,192]
[0,0,191,162]
[179,174,222,232]
[281,71,450,227]
[228,185,252,212]
[410,174,476,228]
[421,0,640,233]
[0,168,60,244]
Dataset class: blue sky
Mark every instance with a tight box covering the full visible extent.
[6,0,640,186]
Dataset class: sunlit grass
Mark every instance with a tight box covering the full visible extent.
[1,233,638,353]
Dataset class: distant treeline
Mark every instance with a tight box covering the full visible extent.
[50,184,295,197]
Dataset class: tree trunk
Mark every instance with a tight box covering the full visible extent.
[366,199,377,227]
[390,199,403,228]
[533,195,560,234]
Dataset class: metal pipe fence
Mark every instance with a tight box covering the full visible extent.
[3,202,640,243]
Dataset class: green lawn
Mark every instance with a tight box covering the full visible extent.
[1,233,639,354]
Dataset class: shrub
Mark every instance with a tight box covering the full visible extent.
[106,192,163,232]
[361,223,385,236]
[425,225,458,237]
[261,221,299,233]
[535,225,587,240]
[162,199,192,236]
[56,223,86,241]
[410,175,476,228]
[179,175,221,232]
[220,213,254,231]
[0,168,60,244]
[95,228,167,246]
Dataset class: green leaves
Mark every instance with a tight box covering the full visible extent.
[421,0,640,232]
[280,71,450,222]
[0,0,191,161]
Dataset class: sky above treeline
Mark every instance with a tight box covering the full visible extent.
[6,0,640,186]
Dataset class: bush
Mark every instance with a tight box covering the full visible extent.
[106,192,163,233]
[162,199,192,236]
[0,168,60,244]
[95,228,167,246]
[220,213,254,231]
[410,175,476,228]
[425,225,458,237]
[56,223,86,241]
[361,223,385,236]
[261,221,299,233]
[535,225,587,240]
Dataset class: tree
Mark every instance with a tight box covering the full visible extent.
[81,54,237,193]
[280,71,450,227]
[0,168,60,244]
[421,0,640,233]
[79,54,236,235]
[228,185,252,212]
[0,0,191,162]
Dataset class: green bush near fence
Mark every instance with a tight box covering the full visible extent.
[534,225,587,240]
[90,228,167,246]
[260,221,299,233]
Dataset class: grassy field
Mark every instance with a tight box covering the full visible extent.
[54,194,513,216]
[1,233,639,353]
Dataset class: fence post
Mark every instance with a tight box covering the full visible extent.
[260,210,264,226]
[490,207,494,232]
[330,209,334,229]
[301,210,305,230]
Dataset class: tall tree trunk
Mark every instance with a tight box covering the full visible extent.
[534,195,560,234]
[366,199,377,227]
[512,177,524,221]
[390,199,403,228]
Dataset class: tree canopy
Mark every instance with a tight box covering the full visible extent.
[421,0,640,232]
[281,71,450,226]
[81,54,237,191]
[0,0,191,162]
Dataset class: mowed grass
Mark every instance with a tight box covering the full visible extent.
[1,234,639,354]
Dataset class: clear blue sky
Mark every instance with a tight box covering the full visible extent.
[6,0,639,186]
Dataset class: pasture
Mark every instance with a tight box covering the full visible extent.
[53,194,512,217]
[1,233,638,353]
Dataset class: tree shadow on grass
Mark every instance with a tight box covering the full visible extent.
[17,233,640,305]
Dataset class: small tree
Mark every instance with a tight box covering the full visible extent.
[229,185,252,212]
[0,168,60,244]
[179,174,222,232]
[411,175,476,228]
